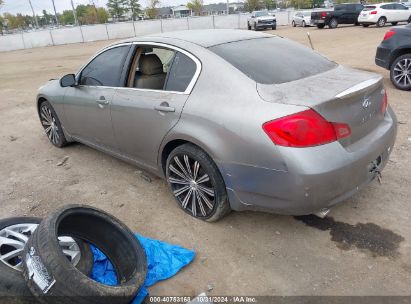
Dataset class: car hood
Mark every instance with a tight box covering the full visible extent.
[256,16,276,20]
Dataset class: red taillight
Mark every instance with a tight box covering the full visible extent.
[381,91,388,114]
[383,30,396,41]
[262,109,351,148]
[321,12,327,18]
[370,10,378,14]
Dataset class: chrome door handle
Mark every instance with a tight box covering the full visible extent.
[154,103,175,113]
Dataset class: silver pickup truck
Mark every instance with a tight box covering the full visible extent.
[247,11,277,30]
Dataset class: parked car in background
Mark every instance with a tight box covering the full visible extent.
[37,30,396,221]
[376,23,411,90]
[401,0,411,8]
[247,11,277,30]
[292,11,311,27]
[358,3,411,27]
[311,3,363,28]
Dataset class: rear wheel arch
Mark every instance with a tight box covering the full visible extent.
[160,139,218,177]
[389,48,411,69]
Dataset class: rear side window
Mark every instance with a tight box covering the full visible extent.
[209,37,336,85]
[165,52,197,92]
[335,5,346,11]
[80,45,130,87]
[381,4,393,9]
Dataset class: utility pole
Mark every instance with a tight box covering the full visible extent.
[51,0,59,25]
[28,0,39,28]
[226,0,229,15]
[71,0,79,26]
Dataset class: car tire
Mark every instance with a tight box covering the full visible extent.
[329,18,338,28]
[408,16,411,23]
[0,217,93,298]
[391,22,398,25]
[22,205,147,303]
[377,17,386,27]
[247,22,251,30]
[166,143,231,222]
[38,100,68,148]
[317,24,325,29]
[253,22,257,31]
[355,22,360,26]
[292,21,296,27]
[302,21,306,27]
[362,24,370,27]
[272,25,276,30]
[390,53,411,91]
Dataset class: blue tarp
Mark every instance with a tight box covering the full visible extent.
[89,234,196,304]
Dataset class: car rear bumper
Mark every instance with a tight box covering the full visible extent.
[358,15,378,24]
[222,107,397,215]
[375,45,392,69]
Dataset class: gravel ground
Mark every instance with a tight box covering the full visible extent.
[0,24,410,297]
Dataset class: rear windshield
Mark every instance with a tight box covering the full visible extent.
[209,37,336,85]
[363,6,376,10]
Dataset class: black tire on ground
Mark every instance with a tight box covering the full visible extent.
[408,16,411,23]
[317,24,325,29]
[253,22,258,31]
[302,21,306,27]
[0,217,93,299]
[22,205,147,304]
[292,21,296,27]
[329,18,338,28]
[355,22,360,26]
[362,24,370,27]
[391,22,398,25]
[166,143,231,222]
[247,22,251,30]
[272,25,276,30]
[38,100,68,148]
[390,53,411,91]
[377,17,386,27]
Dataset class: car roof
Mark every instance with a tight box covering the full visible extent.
[117,29,273,48]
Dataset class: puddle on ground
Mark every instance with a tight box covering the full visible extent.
[294,215,404,258]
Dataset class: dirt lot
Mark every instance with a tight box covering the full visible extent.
[0,24,410,297]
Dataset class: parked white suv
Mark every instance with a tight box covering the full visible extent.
[358,3,411,27]
[247,11,277,31]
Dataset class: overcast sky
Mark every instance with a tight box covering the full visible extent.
[0,0,225,15]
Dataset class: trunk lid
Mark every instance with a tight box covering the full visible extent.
[257,65,386,146]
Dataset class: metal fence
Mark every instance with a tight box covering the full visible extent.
[0,11,303,52]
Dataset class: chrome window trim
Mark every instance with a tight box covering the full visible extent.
[76,41,202,95]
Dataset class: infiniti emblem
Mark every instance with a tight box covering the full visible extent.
[362,97,371,109]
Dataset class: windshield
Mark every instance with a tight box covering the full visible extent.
[303,12,311,16]
[255,11,269,17]
[209,37,337,85]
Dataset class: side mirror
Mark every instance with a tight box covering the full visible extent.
[60,74,76,87]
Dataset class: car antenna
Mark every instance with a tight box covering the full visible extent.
[307,32,315,50]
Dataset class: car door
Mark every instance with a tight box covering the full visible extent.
[382,4,395,22]
[63,45,131,153]
[295,13,302,25]
[395,4,409,21]
[110,44,200,170]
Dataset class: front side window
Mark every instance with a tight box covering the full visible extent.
[209,37,336,85]
[165,52,197,92]
[80,45,130,87]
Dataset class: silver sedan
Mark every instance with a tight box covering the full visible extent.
[37,29,397,221]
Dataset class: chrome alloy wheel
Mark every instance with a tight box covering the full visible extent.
[40,104,60,145]
[168,155,216,218]
[0,223,81,271]
[393,58,411,87]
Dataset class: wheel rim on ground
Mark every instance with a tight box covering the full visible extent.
[378,18,385,26]
[40,104,60,145]
[393,58,411,87]
[168,155,216,218]
[0,223,81,271]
